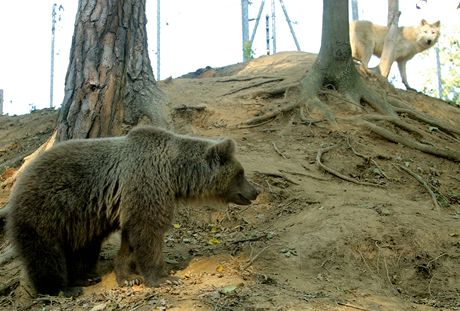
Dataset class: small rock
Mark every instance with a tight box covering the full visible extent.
[90,303,106,311]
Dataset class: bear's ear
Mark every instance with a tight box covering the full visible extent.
[206,139,235,165]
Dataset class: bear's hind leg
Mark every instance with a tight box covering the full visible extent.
[13,223,68,296]
[66,238,103,287]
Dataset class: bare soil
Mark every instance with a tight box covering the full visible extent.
[1,52,459,310]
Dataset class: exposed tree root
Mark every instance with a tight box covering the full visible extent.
[0,276,19,296]
[299,107,326,125]
[241,69,460,162]
[362,115,427,138]
[393,107,460,137]
[1,131,57,188]
[220,78,284,96]
[0,245,16,266]
[316,144,383,187]
[248,84,298,99]
[360,120,460,161]
[394,164,441,210]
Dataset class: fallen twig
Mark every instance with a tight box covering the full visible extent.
[346,137,390,180]
[216,75,279,82]
[299,165,330,181]
[394,164,441,210]
[337,301,373,311]
[221,78,284,96]
[272,143,288,159]
[241,101,301,126]
[375,241,398,294]
[316,145,382,187]
[280,169,329,182]
[254,171,299,185]
[242,246,270,270]
[172,104,207,113]
[237,118,276,129]
[231,234,267,244]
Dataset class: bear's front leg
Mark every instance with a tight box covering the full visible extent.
[122,224,169,287]
[114,231,143,286]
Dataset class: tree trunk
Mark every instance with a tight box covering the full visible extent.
[378,0,400,78]
[314,0,359,93]
[56,0,168,142]
[351,0,359,21]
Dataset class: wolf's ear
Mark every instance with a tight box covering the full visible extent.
[206,139,236,165]
[433,21,440,27]
[421,19,428,26]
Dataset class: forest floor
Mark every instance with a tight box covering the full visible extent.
[0,52,459,310]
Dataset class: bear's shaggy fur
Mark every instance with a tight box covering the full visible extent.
[6,126,259,296]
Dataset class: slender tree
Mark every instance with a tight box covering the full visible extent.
[378,0,400,78]
[56,0,168,141]
[351,0,359,20]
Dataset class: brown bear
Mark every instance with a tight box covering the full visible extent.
[5,126,259,297]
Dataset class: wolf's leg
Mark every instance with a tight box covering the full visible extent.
[398,60,414,90]
[360,43,374,69]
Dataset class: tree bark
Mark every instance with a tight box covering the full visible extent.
[56,0,168,141]
[313,0,360,94]
[378,0,400,78]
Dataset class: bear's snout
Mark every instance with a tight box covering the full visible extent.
[235,179,260,205]
[225,176,260,205]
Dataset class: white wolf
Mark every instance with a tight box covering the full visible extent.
[350,19,441,90]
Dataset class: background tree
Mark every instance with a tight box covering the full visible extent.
[56,0,168,141]
[243,0,460,161]
[422,30,460,106]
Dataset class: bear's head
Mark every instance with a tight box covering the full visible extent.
[205,139,260,205]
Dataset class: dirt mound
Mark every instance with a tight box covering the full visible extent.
[1,52,459,310]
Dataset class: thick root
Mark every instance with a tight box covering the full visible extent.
[360,119,460,162]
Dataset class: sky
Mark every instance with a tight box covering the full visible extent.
[0,0,458,115]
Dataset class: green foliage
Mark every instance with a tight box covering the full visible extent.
[243,40,254,62]
[422,26,460,107]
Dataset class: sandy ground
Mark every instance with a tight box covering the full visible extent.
[0,52,459,310]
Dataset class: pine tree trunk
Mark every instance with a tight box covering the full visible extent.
[56,0,167,141]
[314,0,359,91]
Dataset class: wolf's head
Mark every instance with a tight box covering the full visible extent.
[417,19,441,48]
